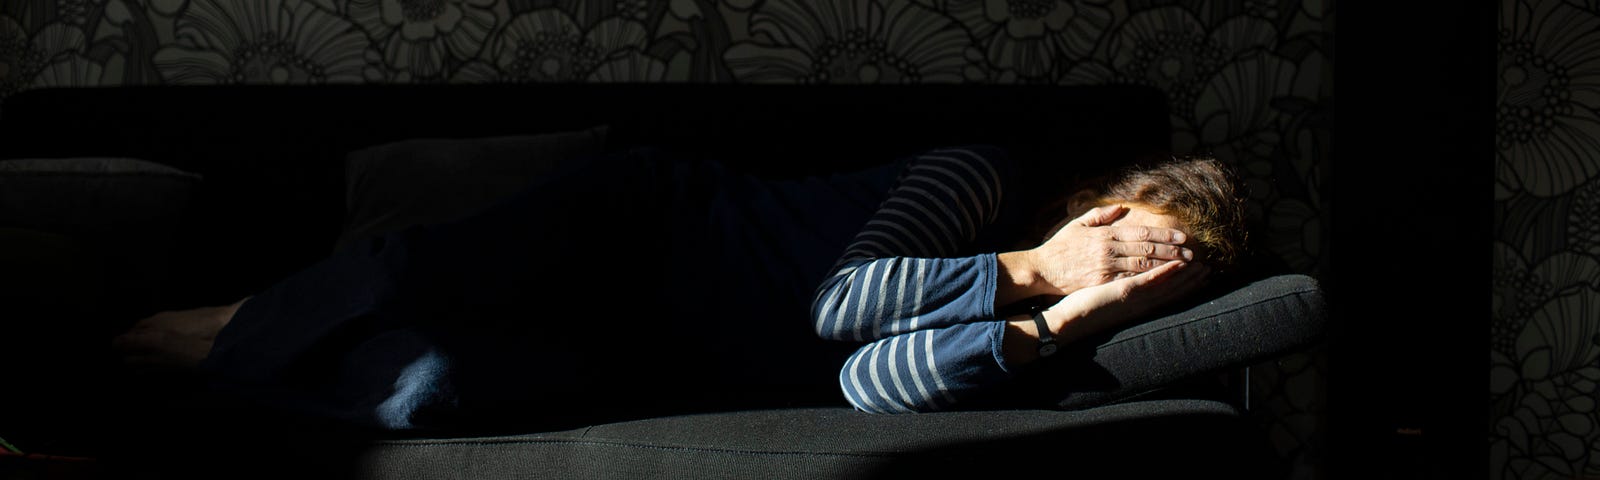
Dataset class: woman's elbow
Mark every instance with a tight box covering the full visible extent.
[809,301,850,341]
[837,364,940,414]
[841,388,938,414]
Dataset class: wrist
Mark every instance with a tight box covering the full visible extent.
[1044,304,1098,346]
[1001,307,1072,367]
[997,251,1044,302]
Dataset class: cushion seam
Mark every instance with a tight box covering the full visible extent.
[0,171,201,180]
[372,438,900,458]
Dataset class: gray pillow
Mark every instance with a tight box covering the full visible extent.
[335,126,609,252]
[1019,274,1329,410]
[0,157,202,235]
[0,157,203,321]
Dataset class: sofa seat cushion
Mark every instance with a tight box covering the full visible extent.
[355,399,1285,479]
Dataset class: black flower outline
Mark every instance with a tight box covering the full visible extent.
[1060,6,1277,119]
[1498,0,1600,198]
[1494,289,1600,479]
[347,0,500,77]
[151,0,370,84]
[588,49,671,82]
[31,52,116,87]
[0,16,89,98]
[484,9,650,82]
[944,0,1114,81]
[1572,179,1600,257]
[724,0,976,84]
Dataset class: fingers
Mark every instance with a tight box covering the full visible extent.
[1074,204,1129,227]
[1110,242,1193,262]
[1128,259,1189,285]
[1113,256,1170,274]
[112,329,161,354]
[113,329,211,370]
[1117,259,1206,285]
[1107,225,1187,245]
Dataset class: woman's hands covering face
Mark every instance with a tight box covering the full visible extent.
[1046,259,1211,342]
[1029,204,1193,296]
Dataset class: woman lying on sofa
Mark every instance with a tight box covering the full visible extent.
[112,145,1246,432]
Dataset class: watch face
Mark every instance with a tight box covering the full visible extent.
[1039,344,1058,357]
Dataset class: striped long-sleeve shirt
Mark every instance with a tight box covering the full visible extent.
[810,145,1024,413]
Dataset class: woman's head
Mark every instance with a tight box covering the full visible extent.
[1037,154,1250,273]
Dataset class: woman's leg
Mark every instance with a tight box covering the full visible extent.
[119,147,716,432]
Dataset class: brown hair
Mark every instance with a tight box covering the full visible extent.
[1028,153,1250,273]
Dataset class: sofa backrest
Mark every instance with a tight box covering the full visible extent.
[0,84,1171,310]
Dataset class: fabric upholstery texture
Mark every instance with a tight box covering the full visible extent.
[1020,274,1328,410]
[338,275,1324,479]
[0,157,201,236]
[354,399,1285,479]
[335,126,609,252]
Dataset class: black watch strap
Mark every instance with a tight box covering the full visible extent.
[1031,307,1058,358]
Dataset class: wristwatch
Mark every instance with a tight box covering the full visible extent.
[1030,305,1058,358]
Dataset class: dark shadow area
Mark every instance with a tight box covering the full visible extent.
[876,408,1290,479]
[0,83,1328,478]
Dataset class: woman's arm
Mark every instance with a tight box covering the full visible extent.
[842,259,1210,413]
[1002,260,1210,365]
[995,205,1192,307]
[837,321,1009,413]
[810,146,1012,342]
[811,148,1190,343]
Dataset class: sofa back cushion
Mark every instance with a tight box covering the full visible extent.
[0,157,202,318]
[335,126,609,252]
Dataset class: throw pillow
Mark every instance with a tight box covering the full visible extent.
[0,157,202,315]
[1011,274,1328,410]
[0,157,202,236]
[335,126,609,252]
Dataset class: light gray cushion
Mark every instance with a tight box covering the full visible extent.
[335,126,609,252]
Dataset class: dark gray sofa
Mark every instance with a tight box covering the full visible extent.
[0,84,1327,479]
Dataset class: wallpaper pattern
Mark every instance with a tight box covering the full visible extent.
[1495,1,1600,478]
[0,0,1335,477]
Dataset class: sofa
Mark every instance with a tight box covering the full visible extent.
[0,84,1327,479]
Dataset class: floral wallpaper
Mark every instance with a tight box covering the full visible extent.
[0,0,1334,477]
[1494,0,1600,478]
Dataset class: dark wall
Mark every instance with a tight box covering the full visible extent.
[1333,1,1493,478]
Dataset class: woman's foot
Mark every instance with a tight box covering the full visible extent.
[112,297,248,371]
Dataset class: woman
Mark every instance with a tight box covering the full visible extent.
[112,144,1246,432]
[815,148,1245,413]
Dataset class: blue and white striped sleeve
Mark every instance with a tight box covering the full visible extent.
[808,145,1019,413]
[837,322,1014,413]
[809,146,1009,342]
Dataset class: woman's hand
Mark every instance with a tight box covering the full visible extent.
[1045,260,1210,344]
[1025,204,1192,297]
[113,296,249,371]
[1000,260,1209,366]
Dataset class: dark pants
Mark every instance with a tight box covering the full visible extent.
[200,147,733,434]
